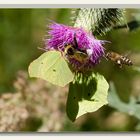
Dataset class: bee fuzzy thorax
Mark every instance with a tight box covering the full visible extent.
[64,44,89,63]
[64,45,75,56]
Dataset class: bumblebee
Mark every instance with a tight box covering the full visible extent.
[64,33,89,63]
[105,51,133,68]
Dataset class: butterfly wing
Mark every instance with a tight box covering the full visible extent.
[29,51,74,87]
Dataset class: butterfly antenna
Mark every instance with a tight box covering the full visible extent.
[38,47,48,51]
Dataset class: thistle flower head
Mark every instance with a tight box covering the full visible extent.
[45,22,106,72]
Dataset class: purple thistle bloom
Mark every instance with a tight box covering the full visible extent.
[45,22,106,72]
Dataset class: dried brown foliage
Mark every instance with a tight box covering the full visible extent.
[0,71,68,132]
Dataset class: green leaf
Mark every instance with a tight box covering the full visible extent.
[108,82,140,120]
[66,73,109,121]
[28,51,74,87]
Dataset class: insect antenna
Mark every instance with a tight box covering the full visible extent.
[73,32,78,49]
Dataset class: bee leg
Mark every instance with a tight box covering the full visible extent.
[60,51,64,57]
[116,60,122,68]
[116,59,121,65]
[64,43,69,47]
[119,64,122,68]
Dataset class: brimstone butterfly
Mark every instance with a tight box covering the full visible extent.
[28,51,74,87]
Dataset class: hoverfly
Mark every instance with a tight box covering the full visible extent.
[105,51,133,68]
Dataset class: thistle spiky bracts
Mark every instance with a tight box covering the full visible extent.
[71,8,125,36]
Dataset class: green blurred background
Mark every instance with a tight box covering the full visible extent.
[0,9,72,93]
[0,9,140,131]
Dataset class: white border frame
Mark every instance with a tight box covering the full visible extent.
[0,2,139,140]
[0,4,139,8]
[0,4,140,8]
[1,135,140,140]
[0,0,140,4]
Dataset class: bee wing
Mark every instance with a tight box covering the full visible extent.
[71,8,125,36]
[123,51,132,57]
[75,51,88,58]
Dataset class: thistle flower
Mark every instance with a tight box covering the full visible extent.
[45,22,106,72]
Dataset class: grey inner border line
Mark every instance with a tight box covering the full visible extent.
[1,132,140,135]
[0,4,140,8]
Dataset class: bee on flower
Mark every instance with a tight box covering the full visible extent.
[45,22,106,72]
